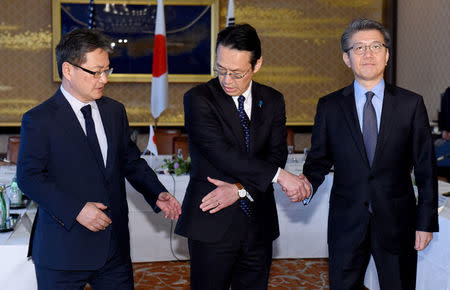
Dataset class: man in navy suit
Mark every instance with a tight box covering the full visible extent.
[302,18,439,289]
[17,28,181,290]
[175,24,310,290]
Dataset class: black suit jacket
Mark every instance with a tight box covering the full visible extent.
[175,78,287,243]
[438,87,450,131]
[303,83,439,254]
[17,89,167,270]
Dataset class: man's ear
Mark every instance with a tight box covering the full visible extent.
[253,56,263,73]
[342,52,351,68]
[385,49,390,66]
[62,62,72,81]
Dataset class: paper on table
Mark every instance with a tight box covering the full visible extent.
[0,165,16,184]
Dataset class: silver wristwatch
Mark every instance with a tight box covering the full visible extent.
[235,183,247,199]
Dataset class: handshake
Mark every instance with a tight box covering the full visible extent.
[277,169,312,203]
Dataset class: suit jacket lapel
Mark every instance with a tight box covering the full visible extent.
[53,91,107,179]
[53,91,91,153]
[96,98,115,179]
[339,84,369,164]
[250,83,264,154]
[372,85,396,168]
[208,79,247,151]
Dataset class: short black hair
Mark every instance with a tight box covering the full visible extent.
[341,18,391,53]
[56,28,112,78]
[216,24,261,69]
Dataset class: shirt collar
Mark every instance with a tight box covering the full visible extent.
[354,79,385,102]
[60,85,99,113]
[241,81,252,100]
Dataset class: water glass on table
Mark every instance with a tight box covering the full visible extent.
[9,184,22,206]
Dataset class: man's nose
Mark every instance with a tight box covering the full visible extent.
[99,73,108,84]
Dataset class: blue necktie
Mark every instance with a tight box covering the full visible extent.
[237,96,253,217]
[81,105,105,169]
[238,95,250,152]
[363,91,377,167]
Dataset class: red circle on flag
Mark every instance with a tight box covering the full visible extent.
[152,34,167,77]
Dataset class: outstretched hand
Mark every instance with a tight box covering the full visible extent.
[200,177,240,214]
[156,192,182,220]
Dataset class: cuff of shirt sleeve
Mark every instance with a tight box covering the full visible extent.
[303,183,313,205]
[272,167,281,183]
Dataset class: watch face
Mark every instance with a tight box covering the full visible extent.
[238,189,246,198]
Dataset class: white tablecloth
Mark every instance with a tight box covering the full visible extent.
[0,203,37,290]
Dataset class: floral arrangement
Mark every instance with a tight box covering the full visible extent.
[162,155,191,175]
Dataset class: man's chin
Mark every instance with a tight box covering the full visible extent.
[93,93,103,99]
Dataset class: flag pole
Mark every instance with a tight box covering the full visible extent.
[146,0,167,159]
[154,117,158,157]
[153,118,158,157]
[226,0,235,27]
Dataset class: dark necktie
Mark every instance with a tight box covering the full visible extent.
[238,95,250,152]
[237,95,253,217]
[81,105,105,169]
[363,91,377,167]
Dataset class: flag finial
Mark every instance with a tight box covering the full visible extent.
[226,0,235,27]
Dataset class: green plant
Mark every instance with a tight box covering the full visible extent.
[162,155,191,175]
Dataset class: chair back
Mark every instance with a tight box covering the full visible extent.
[173,135,189,159]
[7,136,20,164]
[154,129,181,155]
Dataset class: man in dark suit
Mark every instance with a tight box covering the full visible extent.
[17,28,181,290]
[175,24,310,290]
[438,87,450,140]
[302,18,439,289]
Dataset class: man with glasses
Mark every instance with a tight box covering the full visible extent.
[175,24,310,290]
[17,28,181,289]
[302,18,438,289]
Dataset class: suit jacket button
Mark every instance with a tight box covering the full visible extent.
[368,175,374,181]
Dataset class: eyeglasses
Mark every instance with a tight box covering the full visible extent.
[213,67,250,80]
[68,62,113,79]
[345,42,387,55]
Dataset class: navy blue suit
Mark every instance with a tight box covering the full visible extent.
[303,83,439,289]
[17,89,167,270]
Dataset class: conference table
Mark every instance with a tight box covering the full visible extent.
[1,155,450,289]
[0,165,37,290]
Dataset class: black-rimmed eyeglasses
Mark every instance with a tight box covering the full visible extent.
[68,61,113,79]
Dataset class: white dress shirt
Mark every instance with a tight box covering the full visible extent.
[60,85,108,166]
[231,83,253,119]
